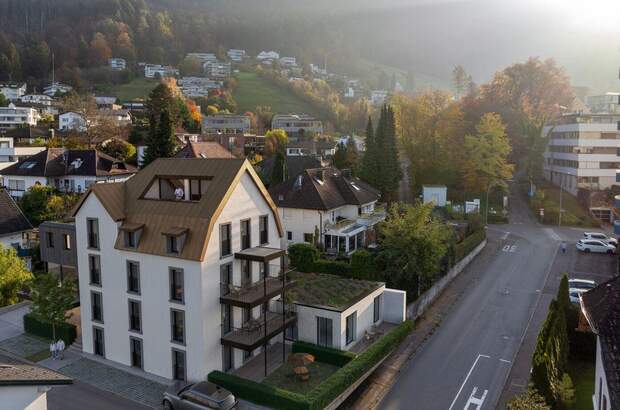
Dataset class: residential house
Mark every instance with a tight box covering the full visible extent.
[0,83,27,101]
[98,109,132,127]
[285,139,337,158]
[108,58,127,71]
[0,148,137,198]
[580,276,620,410]
[0,104,39,130]
[58,112,86,132]
[309,64,327,77]
[0,137,46,171]
[269,167,385,254]
[39,221,77,282]
[203,61,231,79]
[370,90,389,106]
[0,350,72,410]
[207,134,265,158]
[227,49,246,62]
[338,135,365,152]
[19,94,53,107]
[144,64,179,79]
[71,158,290,381]
[94,97,119,110]
[203,114,251,135]
[43,83,72,97]
[271,114,323,137]
[187,53,218,64]
[175,141,235,159]
[2,126,54,145]
[178,77,222,98]
[258,155,323,188]
[0,188,34,267]
[586,92,620,114]
[256,51,280,62]
[279,57,297,68]
[422,185,448,207]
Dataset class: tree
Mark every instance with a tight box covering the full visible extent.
[374,105,402,202]
[142,109,176,166]
[507,389,550,410]
[452,65,473,99]
[264,129,288,156]
[557,373,575,409]
[256,105,274,131]
[344,137,360,175]
[270,151,287,186]
[89,32,112,67]
[19,185,79,226]
[61,93,119,147]
[0,244,33,307]
[463,113,514,194]
[97,138,136,162]
[333,142,348,170]
[146,83,178,130]
[179,56,203,76]
[556,274,577,334]
[30,274,75,341]
[359,116,379,187]
[0,92,7,107]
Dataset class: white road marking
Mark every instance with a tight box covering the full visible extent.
[543,228,562,241]
[499,359,511,364]
[464,386,488,409]
[449,354,491,410]
[502,245,517,253]
[501,232,510,241]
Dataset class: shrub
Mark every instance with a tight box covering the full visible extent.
[23,313,76,345]
[312,259,351,276]
[292,341,356,367]
[455,229,486,262]
[288,243,319,272]
[350,249,377,279]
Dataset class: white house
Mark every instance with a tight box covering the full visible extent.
[0,83,27,101]
[0,148,137,198]
[19,94,53,107]
[0,137,46,171]
[108,58,127,71]
[269,167,385,255]
[0,351,72,410]
[71,158,291,381]
[203,61,231,78]
[580,276,619,410]
[58,112,87,131]
[186,53,217,63]
[256,51,280,61]
[178,77,223,98]
[144,64,179,79]
[43,83,72,97]
[586,92,620,114]
[0,104,39,130]
[271,114,323,136]
[202,114,251,134]
[422,185,448,207]
[227,49,246,62]
[279,57,297,68]
[370,90,389,106]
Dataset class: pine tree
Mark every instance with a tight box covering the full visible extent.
[360,116,379,187]
[270,151,287,186]
[345,137,360,175]
[143,110,176,166]
[372,105,402,202]
[333,142,348,170]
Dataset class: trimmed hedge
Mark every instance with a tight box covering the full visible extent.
[455,229,486,262]
[292,341,356,367]
[23,313,77,345]
[288,243,319,272]
[312,259,351,276]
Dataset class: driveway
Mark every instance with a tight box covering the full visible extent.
[0,302,30,342]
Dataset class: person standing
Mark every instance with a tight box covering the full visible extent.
[50,341,56,360]
[561,242,567,254]
[57,339,65,360]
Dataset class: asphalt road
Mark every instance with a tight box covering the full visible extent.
[380,187,616,410]
[47,380,153,410]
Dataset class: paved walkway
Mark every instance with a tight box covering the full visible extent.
[0,334,48,358]
[0,302,30,342]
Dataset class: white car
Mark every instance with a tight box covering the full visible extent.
[576,239,616,254]
[569,288,587,304]
[568,278,597,291]
[583,232,618,247]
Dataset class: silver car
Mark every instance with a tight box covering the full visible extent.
[583,232,618,246]
[163,381,237,410]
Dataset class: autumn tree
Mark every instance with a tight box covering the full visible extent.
[0,244,33,307]
[452,65,473,99]
[256,105,274,131]
[264,129,288,156]
[89,32,112,67]
[19,185,80,226]
[507,389,550,410]
[179,56,203,76]
[61,92,119,147]
[463,113,513,194]
[97,138,136,162]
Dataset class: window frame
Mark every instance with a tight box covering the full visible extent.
[166,235,179,255]
[259,215,269,245]
[86,218,100,250]
[91,291,103,323]
[169,268,184,304]
[346,312,357,345]
[373,294,382,323]
[170,308,186,345]
[130,337,143,369]
[89,254,101,286]
[171,348,187,381]
[240,218,251,250]
[46,232,54,248]
[220,223,232,257]
[126,261,141,295]
[128,299,142,334]
[63,233,71,250]
[93,326,105,357]
[316,316,333,348]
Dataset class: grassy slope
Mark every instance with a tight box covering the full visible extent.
[95,78,158,101]
[233,71,319,115]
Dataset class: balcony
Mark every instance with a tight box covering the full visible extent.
[220,269,294,308]
[221,310,297,350]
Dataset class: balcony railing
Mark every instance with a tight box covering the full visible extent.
[220,309,297,350]
[220,269,294,308]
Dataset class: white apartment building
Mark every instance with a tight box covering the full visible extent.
[187,53,217,64]
[0,83,27,101]
[59,112,87,132]
[108,58,127,71]
[543,113,620,196]
[178,77,222,98]
[586,92,620,114]
[227,49,246,62]
[43,83,72,97]
[144,64,179,79]
[203,61,231,78]
[256,51,280,61]
[202,114,251,134]
[271,114,323,136]
[370,90,389,106]
[19,94,53,106]
[279,57,297,68]
[0,137,46,171]
[72,158,290,381]
[0,104,39,130]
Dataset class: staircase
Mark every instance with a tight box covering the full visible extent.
[68,338,83,355]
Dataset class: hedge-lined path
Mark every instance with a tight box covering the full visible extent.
[0,301,30,342]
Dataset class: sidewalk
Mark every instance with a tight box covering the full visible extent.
[0,301,30,342]
[342,233,501,409]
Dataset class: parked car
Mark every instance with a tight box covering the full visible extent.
[576,239,616,254]
[568,278,597,291]
[163,381,237,410]
[569,288,587,304]
[583,232,618,246]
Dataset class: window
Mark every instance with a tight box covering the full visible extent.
[374,295,382,323]
[93,327,105,357]
[259,215,269,244]
[89,255,101,286]
[91,292,103,323]
[170,309,185,344]
[316,317,333,348]
[46,232,54,248]
[220,223,232,257]
[166,235,178,254]
[222,345,233,372]
[346,312,357,345]
[304,233,313,243]
[87,218,99,249]
[125,231,136,248]
[169,268,184,303]
[241,219,251,250]
[128,300,141,332]
[241,260,252,287]
[63,234,71,250]
[172,349,186,381]
[287,231,293,241]
[130,337,143,369]
[127,261,140,294]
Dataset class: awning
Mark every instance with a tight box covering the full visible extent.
[234,246,285,262]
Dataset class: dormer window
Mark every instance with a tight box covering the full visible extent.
[162,227,188,256]
[142,176,211,202]
[167,236,178,254]
[119,223,144,249]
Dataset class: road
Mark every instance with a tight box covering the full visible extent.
[380,186,615,410]
[47,380,153,410]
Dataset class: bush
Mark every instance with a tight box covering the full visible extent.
[288,243,319,272]
[312,259,351,276]
[350,249,377,279]
[23,313,76,345]
[292,341,356,367]
[455,229,486,262]
[208,371,309,410]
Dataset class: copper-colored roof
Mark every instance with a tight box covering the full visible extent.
[72,158,283,261]
[174,142,235,159]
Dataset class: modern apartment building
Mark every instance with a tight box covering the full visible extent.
[0,104,39,130]
[0,83,27,101]
[0,137,46,171]
[586,92,620,114]
[177,77,222,98]
[71,158,291,381]
[543,113,620,196]
[144,64,179,79]
[271,114,323,137]
[227,49,246,62]
[108,58,127,71]
[202,114,251,134]
[203,61,231,78]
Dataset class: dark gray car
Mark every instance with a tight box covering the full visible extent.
[163,381,237,410]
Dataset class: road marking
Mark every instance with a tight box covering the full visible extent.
[449,354,491,410]
[499,359,511,364]
[543,228,562,241]
[464,386,488,409]
[502,245,517,253]
[501,232,510,241]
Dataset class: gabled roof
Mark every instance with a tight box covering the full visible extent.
[1,149,137,178]
[581,275,620,406]
[0,189,33,236]
[174,142,235,159]
[269,167,380,211]
[0,351,72,386]
[72,158,283,261]
[258,155,323,187]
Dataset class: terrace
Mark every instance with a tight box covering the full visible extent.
[220,310,297,351]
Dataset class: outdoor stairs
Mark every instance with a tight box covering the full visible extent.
[68,339,83,355]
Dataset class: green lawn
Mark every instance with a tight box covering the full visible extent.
[568,359,595,410]
[263,360,340,394]
[95,77,158,101]
[25,349,51,363]
[233,71,318,115]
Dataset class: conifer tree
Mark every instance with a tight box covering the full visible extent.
[143,110,176,166]
[360,116,379,187]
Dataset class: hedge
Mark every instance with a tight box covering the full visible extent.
[312,259,351,276]
[292,341,356,367]
[455,229,486,262]
[288,243,319,272]
[23,313,77,345]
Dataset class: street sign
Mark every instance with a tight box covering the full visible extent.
[539,208,544,217]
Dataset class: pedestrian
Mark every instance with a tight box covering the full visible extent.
[49,341,56,360]
[561,242,567,254]
[57,338,65,360]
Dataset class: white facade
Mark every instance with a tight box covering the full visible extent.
[0,83,27,101]
[1,385,49,410]
[178,77,222,98]
[0,104,39,130]
[271,114,323,135]
[587,93,620,114]
[543,115,620,195]
[279,57,297,67]
[203,61,231,78]
[203,114,251,134]
[256,51,280,61]
[59,112,86,131]
[75,172,283,381]
[0,137,46,171]
[187,53,217,63]
[370,90,388,106]
[108,58,127,71]
[19,94,53,106]
[227,49,246,62]
[593,337,612,410]
[144,64,179,79]
[0,174,131,199]
[43,83,72,97]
